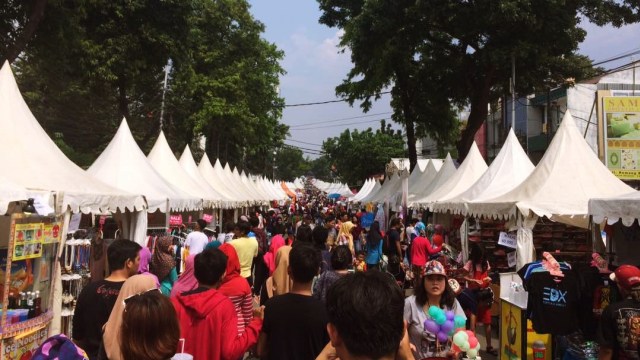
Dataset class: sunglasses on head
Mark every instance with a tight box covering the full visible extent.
[123,287,160,308]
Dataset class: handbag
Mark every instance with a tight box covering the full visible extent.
[476,287,495,307]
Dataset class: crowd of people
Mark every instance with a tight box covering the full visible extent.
[60,181,640,360]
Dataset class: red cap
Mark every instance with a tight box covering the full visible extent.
[610,265,640,290]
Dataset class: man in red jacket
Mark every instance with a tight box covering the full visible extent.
[172,248,264,360]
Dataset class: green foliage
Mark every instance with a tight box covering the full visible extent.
[9,0,286,175]
[308,155,333,181]
[274,146,311,181]
[318,0,640,162]
[322,120,406,185]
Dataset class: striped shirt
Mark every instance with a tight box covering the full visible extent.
[228,293,253,336]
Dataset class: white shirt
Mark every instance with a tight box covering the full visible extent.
[185,231,208,255]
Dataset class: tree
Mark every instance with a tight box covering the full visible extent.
[0,0,47,64]
[322,120,405,185]
[11,0,287,174]
[167,0,288,174]
[308,155,333,181]
[274,146,311,181]
[318,0,639,163]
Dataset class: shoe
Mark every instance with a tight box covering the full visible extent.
[485,346,498,356]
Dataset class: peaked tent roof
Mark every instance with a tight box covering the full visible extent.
[469,111,635,228]
[147,131,209,209]
[352,179,381,203]
[0,175,28,214]
[178,146,235,208]
[416,142,488,208]
[361,174,401,204]
[0,61,145,213]
[434,129,535,215]
[409,154,457,205]
[408,159,441,199]
[351,179,373,202]
[88,119,200,212]
[589,191,640,226]
[198,154,249,206]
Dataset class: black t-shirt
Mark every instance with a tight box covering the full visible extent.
[525,270,579,335]
[385,229,401,256]
[72,279,124,359]
[597,298,640,360]
[262,293,329,360]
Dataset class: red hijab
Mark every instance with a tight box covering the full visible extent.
[218,244,251,297]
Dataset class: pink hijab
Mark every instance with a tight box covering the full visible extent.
[263,235,285,275]
[170,255,198,298]
[137,247,160,287]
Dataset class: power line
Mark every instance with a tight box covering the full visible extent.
[288,112,393,128]
[285,139,323,147]
[591,48,640,67]
[283,143,324,153]
[284,91,391,107]
[289,118,386,131]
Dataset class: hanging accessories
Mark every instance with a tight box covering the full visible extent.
[63,244,75,274]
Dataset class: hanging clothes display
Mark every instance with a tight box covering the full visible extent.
[517,252,580,335]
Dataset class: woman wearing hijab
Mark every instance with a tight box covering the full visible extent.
[365,221,384,271]
[137,247,160,287]
[337,221,355,255]
[150,236,177,296]
[263,234,285,277]
[170,255,197,298]
[218,244,253,336]
[101,274,158,360]
[260,245,292,306]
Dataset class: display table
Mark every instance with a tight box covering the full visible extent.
[499,273,552,360]
[0,214,61,359]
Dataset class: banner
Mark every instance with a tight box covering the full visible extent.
[3,326,49,360]
[202,214,213,223]
[498,232,517,249]
[13,223,44,260]
[169,214,183,226]
[603,96,640,179]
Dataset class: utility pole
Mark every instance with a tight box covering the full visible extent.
[159,59,171,130]
[511,54,516,130]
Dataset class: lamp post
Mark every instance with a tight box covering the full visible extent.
[272,150,277,180]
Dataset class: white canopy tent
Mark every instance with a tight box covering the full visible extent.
[433,129,535,216]
[88,119,200,214]
[220,163,258,204]
[0,179,26,214]
[409,154,457,206]
[351,179,374,202]
[360,174,400,204]
[467,111,635,268]
[147,131,211,209]
[178,145,235,208]
[408,159,442,199]
[0,62,145,214]
[198,154,249,206]
[589,191,640,226]
[352,179,382,203]
[414,142,488,208]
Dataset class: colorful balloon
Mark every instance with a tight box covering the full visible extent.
[453,315,466,329]
[441,320,454,334]
[424,319,440,334]
[466,330,475,338]
[445,310,455,320]
[460,342,470,352]
[428,305,440,317]
[452,331,468,347]
[437,331,449,343]
[467,348,478,359]
[468,336,478,349]
[434,313,447,325]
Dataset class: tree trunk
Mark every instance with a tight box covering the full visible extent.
[117,75,130,120]
[395,70,417,172]
[2,0,48,64]
[456,66,495,162]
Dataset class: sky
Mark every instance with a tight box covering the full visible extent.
[247,0,640,158]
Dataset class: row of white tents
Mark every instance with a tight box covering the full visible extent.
[0,61,289,237]
[351,111,640,268]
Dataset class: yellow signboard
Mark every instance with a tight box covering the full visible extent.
[603,96,640,179]
[13,223,44,260]
[2,326,48,360]
[501,301,522,360]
